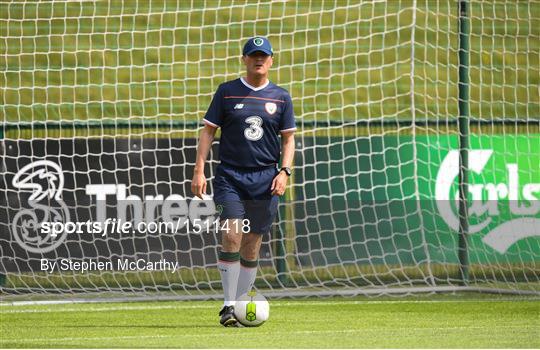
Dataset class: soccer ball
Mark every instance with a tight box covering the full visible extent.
[234,291,269,327]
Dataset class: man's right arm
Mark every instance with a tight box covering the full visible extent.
[191,124,217,199]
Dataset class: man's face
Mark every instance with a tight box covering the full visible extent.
[242,51,273,77]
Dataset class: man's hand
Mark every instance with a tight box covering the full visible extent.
[191,172,207,199]
[271,171,289,196]
[191,124,216,199]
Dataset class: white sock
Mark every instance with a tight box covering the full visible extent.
[236,258,258,299]
[218,251,240,307]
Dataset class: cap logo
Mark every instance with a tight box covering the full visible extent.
[253,38,264,46]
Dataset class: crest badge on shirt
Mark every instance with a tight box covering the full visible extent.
[265,102,277,115]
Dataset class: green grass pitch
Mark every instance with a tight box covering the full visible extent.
[1,294,539,348]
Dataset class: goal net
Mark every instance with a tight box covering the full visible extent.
[1,1,538,302]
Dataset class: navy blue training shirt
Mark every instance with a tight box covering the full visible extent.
[203,77,296,168]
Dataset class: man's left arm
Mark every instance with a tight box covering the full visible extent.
[271,131,295,196]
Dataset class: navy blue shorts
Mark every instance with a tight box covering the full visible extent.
[213,163,279,234]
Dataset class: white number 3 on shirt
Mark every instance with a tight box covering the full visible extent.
[244,116,264,141]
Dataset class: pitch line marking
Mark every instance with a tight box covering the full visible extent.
[1,298,538,313]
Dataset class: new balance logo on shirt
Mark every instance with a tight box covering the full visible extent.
[234,104,244,109]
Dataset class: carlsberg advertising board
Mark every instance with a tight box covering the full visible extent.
[296,134,539,266]
[417,134,539,263]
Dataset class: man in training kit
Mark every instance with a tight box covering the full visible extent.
[191,36,296,327]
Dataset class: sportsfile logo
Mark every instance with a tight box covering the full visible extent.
[435,150,540,253]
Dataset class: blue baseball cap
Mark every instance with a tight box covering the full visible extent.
[243,37,273,56]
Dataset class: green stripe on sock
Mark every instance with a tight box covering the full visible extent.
[219,251,240,262]
[240,257,258,268]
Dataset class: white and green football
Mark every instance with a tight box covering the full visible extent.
[234,291,269,327]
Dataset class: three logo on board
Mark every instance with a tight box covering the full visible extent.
[11,160,70,253]
[11,160,217,254]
